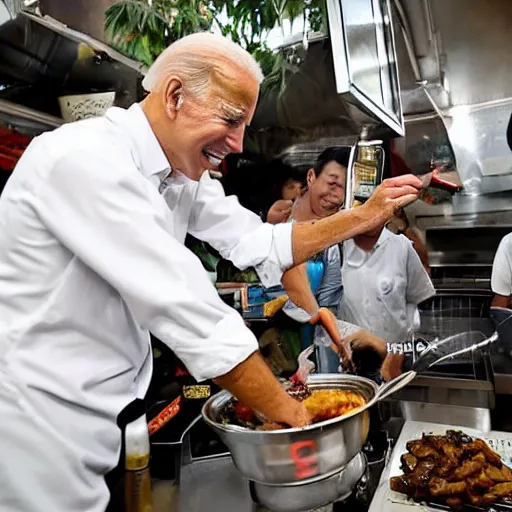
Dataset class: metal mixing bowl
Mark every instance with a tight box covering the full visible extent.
[201,374,378,484]
[250,452,367,512]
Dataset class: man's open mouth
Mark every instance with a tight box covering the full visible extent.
[202,150,224,168]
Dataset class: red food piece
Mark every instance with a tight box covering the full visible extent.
[234,402,255,423]
[148,395,182,435]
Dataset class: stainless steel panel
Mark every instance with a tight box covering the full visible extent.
[446,99,512,195]
[399,401,491,431]
[325,0,404,135]
[391,375,494,410]
[178,455,254,512]
[343,0,384,108]
[429,0,512,107]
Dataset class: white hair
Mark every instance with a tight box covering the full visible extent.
[142,32,264,97]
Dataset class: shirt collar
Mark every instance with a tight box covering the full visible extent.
[344,227,393,268]
[105,103,170,181]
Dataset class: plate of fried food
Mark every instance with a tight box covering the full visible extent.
[390,430,512,510]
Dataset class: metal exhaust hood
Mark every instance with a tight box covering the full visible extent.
[252,0,405,138]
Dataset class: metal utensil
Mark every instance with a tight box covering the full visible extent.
[370,329,501,404]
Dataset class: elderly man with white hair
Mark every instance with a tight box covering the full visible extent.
[0,32,421,511]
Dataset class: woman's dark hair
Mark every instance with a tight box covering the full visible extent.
[268,158,307,191]
[313,147,352,177]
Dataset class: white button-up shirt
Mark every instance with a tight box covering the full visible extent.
[340,228,435,343]
[492,233,512,297]
[0,104,293,511]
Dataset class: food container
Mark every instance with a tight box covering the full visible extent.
[58,91,115,122]
[202,374,378,484]
[250,452,367,512]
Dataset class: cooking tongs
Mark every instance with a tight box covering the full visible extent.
[370,316,510,403]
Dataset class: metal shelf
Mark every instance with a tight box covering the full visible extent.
[0,98,63,132]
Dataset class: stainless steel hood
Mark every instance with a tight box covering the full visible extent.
[252,0,405,140]
[393,0,512,198]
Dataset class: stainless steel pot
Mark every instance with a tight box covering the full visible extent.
[202,374,378,484]
[250,452,367,512]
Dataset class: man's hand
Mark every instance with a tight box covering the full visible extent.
[214,352,312,428]
[381,353,405,382]
[343,329,387,359]
[291,174,423,265]
[267,199,293,224]
[360,175,423,227]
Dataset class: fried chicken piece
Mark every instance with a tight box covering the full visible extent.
[450,458,484,481]
[464,439,502,466]
[481,482,512,504]
[466,489,484,507]
[472,452,486,464]
[467,469,495,491]
[407,440,441,460]
[422,435,447,451]
[440,443,463,462]
[401,453,418,474]
[410,460,436,485]
[390,476,410,495]
[485,463,512,482]
[429,477,466,497]
[434,456,457,478]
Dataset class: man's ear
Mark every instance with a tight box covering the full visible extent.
[307,168,316,188]
[163,78,184,119]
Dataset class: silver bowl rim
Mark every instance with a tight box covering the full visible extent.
[201,373,378,436]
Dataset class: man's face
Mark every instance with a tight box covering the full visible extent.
[166,66,259,180]
[308,161,346,218]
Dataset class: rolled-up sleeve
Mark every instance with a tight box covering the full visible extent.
[32,148,258,382]
[188,173,294,287]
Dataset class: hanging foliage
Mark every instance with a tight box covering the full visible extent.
[105,0,213,67]
[105,0,328,90]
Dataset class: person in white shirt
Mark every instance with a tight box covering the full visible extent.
[491,232,512,308]
[0,32,422,511]
[340,220,436,380]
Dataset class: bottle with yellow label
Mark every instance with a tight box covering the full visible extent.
[125,412,153,512]
[353,141,385,203]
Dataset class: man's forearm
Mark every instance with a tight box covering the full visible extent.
[291,207,376,264]
[214,352,309,427]
[289,174,422,265]
[281,264,319,318]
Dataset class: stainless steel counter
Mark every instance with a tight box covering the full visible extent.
[369,420,512,512]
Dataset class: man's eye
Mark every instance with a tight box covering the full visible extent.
[224,117,241,127]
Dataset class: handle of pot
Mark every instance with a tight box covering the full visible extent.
[372,371,417,403]
[180,415,203,468]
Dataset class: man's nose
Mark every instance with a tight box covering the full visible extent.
[226,125,245,153]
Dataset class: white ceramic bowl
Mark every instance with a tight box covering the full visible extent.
[58,92,115,123]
